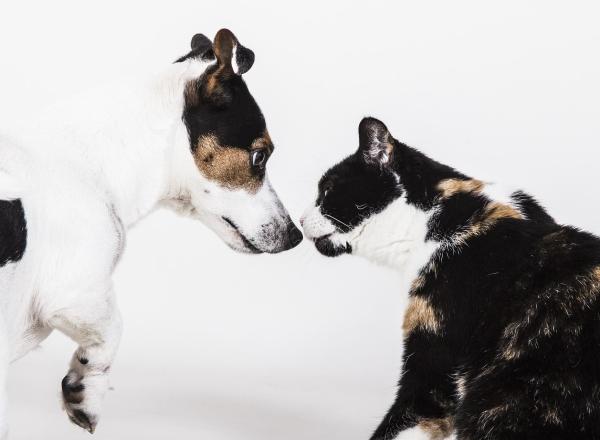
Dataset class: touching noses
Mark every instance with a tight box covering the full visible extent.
[284,222,303,250]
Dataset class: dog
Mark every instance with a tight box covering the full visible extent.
[0,29,302,437]
[301,117,600,439]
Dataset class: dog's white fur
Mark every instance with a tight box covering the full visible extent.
[0,54,292,436]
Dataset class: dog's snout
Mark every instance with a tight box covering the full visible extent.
[285,223,303,250]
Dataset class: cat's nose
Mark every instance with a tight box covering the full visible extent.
[299,215,305,227]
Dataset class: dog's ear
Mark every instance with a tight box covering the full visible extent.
[358,117,395,167]
[213,29,255,75]
[175,33,215,63]
[197,30,255,108]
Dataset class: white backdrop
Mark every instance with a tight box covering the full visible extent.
[1,1,599,439]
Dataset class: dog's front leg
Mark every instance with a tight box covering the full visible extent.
[48,285,122,434]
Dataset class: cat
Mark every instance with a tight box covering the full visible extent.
[301,116,600,440]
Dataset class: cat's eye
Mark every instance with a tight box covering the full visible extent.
[322,182,333,198]
[251,149,267,169]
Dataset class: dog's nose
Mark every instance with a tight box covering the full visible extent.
[285,223,303,249]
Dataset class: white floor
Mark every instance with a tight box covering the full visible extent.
[9,327,398,440]
[7,212,406,440]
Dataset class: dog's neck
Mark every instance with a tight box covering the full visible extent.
[86,58,211,227]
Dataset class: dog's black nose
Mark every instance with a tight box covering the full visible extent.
[286,223,303,250]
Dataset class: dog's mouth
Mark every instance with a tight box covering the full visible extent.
[221,217,263,254]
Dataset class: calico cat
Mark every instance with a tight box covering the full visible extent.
[301,117,600,440]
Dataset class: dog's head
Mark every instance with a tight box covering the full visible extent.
[301,117,443,265]
[173,29,302,254]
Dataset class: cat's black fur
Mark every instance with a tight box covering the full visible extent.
[312,117,600,439]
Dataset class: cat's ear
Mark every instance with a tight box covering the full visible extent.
[358,117,395,166]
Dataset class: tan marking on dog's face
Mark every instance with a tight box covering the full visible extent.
[410,275,427,293]
[418,417,454,440]
[403,296,441,335]
[437,178,485,198]
[194,134,265,193]
[251,131,273,152]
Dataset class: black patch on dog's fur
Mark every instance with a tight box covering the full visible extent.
[312,117,600,439]
[0,199,27,266]
[183,70,266,153]
[179,31,267,156]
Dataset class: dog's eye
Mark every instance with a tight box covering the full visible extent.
[251,149,267,169]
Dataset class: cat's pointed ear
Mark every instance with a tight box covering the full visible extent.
[213,28,255,75]
[358,117,395,166]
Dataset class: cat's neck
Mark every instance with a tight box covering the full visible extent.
[348,196,440,279]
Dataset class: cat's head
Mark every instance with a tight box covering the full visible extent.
[301,117,461,266]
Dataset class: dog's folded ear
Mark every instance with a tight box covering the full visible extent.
[213,28,255,75]
[175,33,215,63]
[191,33,212,52]
[358,117,395,167]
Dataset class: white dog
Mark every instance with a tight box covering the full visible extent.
[0,29,302,437]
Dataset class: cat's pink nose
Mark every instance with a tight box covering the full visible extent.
[299,216,305,227]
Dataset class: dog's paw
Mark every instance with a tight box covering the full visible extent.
[61,370,108,434]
